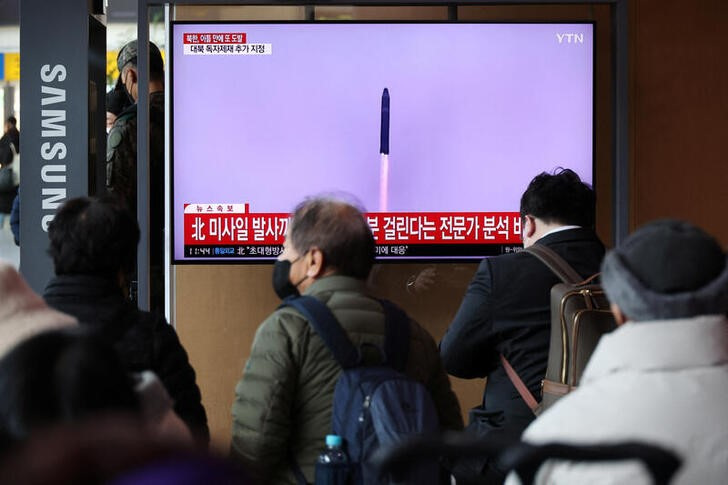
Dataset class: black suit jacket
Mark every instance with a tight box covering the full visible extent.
[440,228,604,428]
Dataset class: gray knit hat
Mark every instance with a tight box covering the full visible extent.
[601,219,728,321]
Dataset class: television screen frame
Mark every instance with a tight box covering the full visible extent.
[169,20,596,264]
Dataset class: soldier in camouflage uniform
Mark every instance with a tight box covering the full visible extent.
[107,40,165,313]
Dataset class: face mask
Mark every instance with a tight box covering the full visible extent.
[118,69,135,105]
[122,80,135,105]
[272,258,305,300]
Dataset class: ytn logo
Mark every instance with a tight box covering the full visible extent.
[556,33,585,44]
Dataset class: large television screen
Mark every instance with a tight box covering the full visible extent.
[171,22,594,262]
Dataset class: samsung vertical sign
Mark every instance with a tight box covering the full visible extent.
[19,0,104,292]
[40,64,69,230]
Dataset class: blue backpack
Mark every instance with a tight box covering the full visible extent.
[282,295,440,485]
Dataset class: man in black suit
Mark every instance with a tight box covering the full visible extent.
[440,168,605,483]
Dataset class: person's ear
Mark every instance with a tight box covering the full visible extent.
[306,247,325,278]
[610,302,628,326]
[126,66,138,84]
[523,215,536,238]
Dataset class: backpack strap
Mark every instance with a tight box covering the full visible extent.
[281,295,364,484]
[378,299,410,372]
[287,448,310,485]
[280,295,412,371]
[500,354,540,415]
[525,244,583,285]
[279,295,359,368]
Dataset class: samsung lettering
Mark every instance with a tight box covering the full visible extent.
[40,64,68,230]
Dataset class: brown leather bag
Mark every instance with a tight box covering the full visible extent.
[501,244,616,415]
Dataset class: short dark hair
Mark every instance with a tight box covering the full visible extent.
[48,196,140,277]
[289,197,375,280]
[6,116,16,127]
[0,329,140,450]
[520,168,595,228]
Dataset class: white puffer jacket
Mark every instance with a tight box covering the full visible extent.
[507,315,728,485]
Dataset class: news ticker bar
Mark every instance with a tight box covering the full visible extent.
[183,243,524,259]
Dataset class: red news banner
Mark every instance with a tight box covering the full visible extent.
[183,204,522,247]
[183,33,247,44]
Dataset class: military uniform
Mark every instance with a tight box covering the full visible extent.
[106,91,166,311]
[106,92,164,216]
[107,39,167,312]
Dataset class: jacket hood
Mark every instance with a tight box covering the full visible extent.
[0,260,76,358]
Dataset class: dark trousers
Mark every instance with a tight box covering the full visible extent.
[449,409,531,485]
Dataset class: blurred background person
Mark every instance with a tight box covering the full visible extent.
[0,116,19,230]
[0,329,145,453]
[0,116,19,170]
[42,196,209,445]
[9,193,19,246]
[0,329,199,484]
[0,260,75,359]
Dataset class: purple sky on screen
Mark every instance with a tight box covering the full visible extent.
[172,23,593,259]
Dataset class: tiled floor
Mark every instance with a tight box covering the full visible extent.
[0,221,20,269]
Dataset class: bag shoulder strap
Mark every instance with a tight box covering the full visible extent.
[525,244,583,285]
[281,296,411,372]
[500,354,539,415]
[279,295,359,368]
[288,448,309,485]
[378,299,410,372]
[281,295,364,485]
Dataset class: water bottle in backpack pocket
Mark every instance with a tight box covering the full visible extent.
[315,434,350,485]
[281,295,442,485]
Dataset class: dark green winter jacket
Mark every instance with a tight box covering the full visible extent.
[230,275,463,484]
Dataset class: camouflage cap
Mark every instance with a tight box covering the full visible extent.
[117,40,164,73]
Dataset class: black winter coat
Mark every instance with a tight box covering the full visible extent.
[44,274,209,444]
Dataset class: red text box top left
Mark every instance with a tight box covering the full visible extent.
[183,33,247,44]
